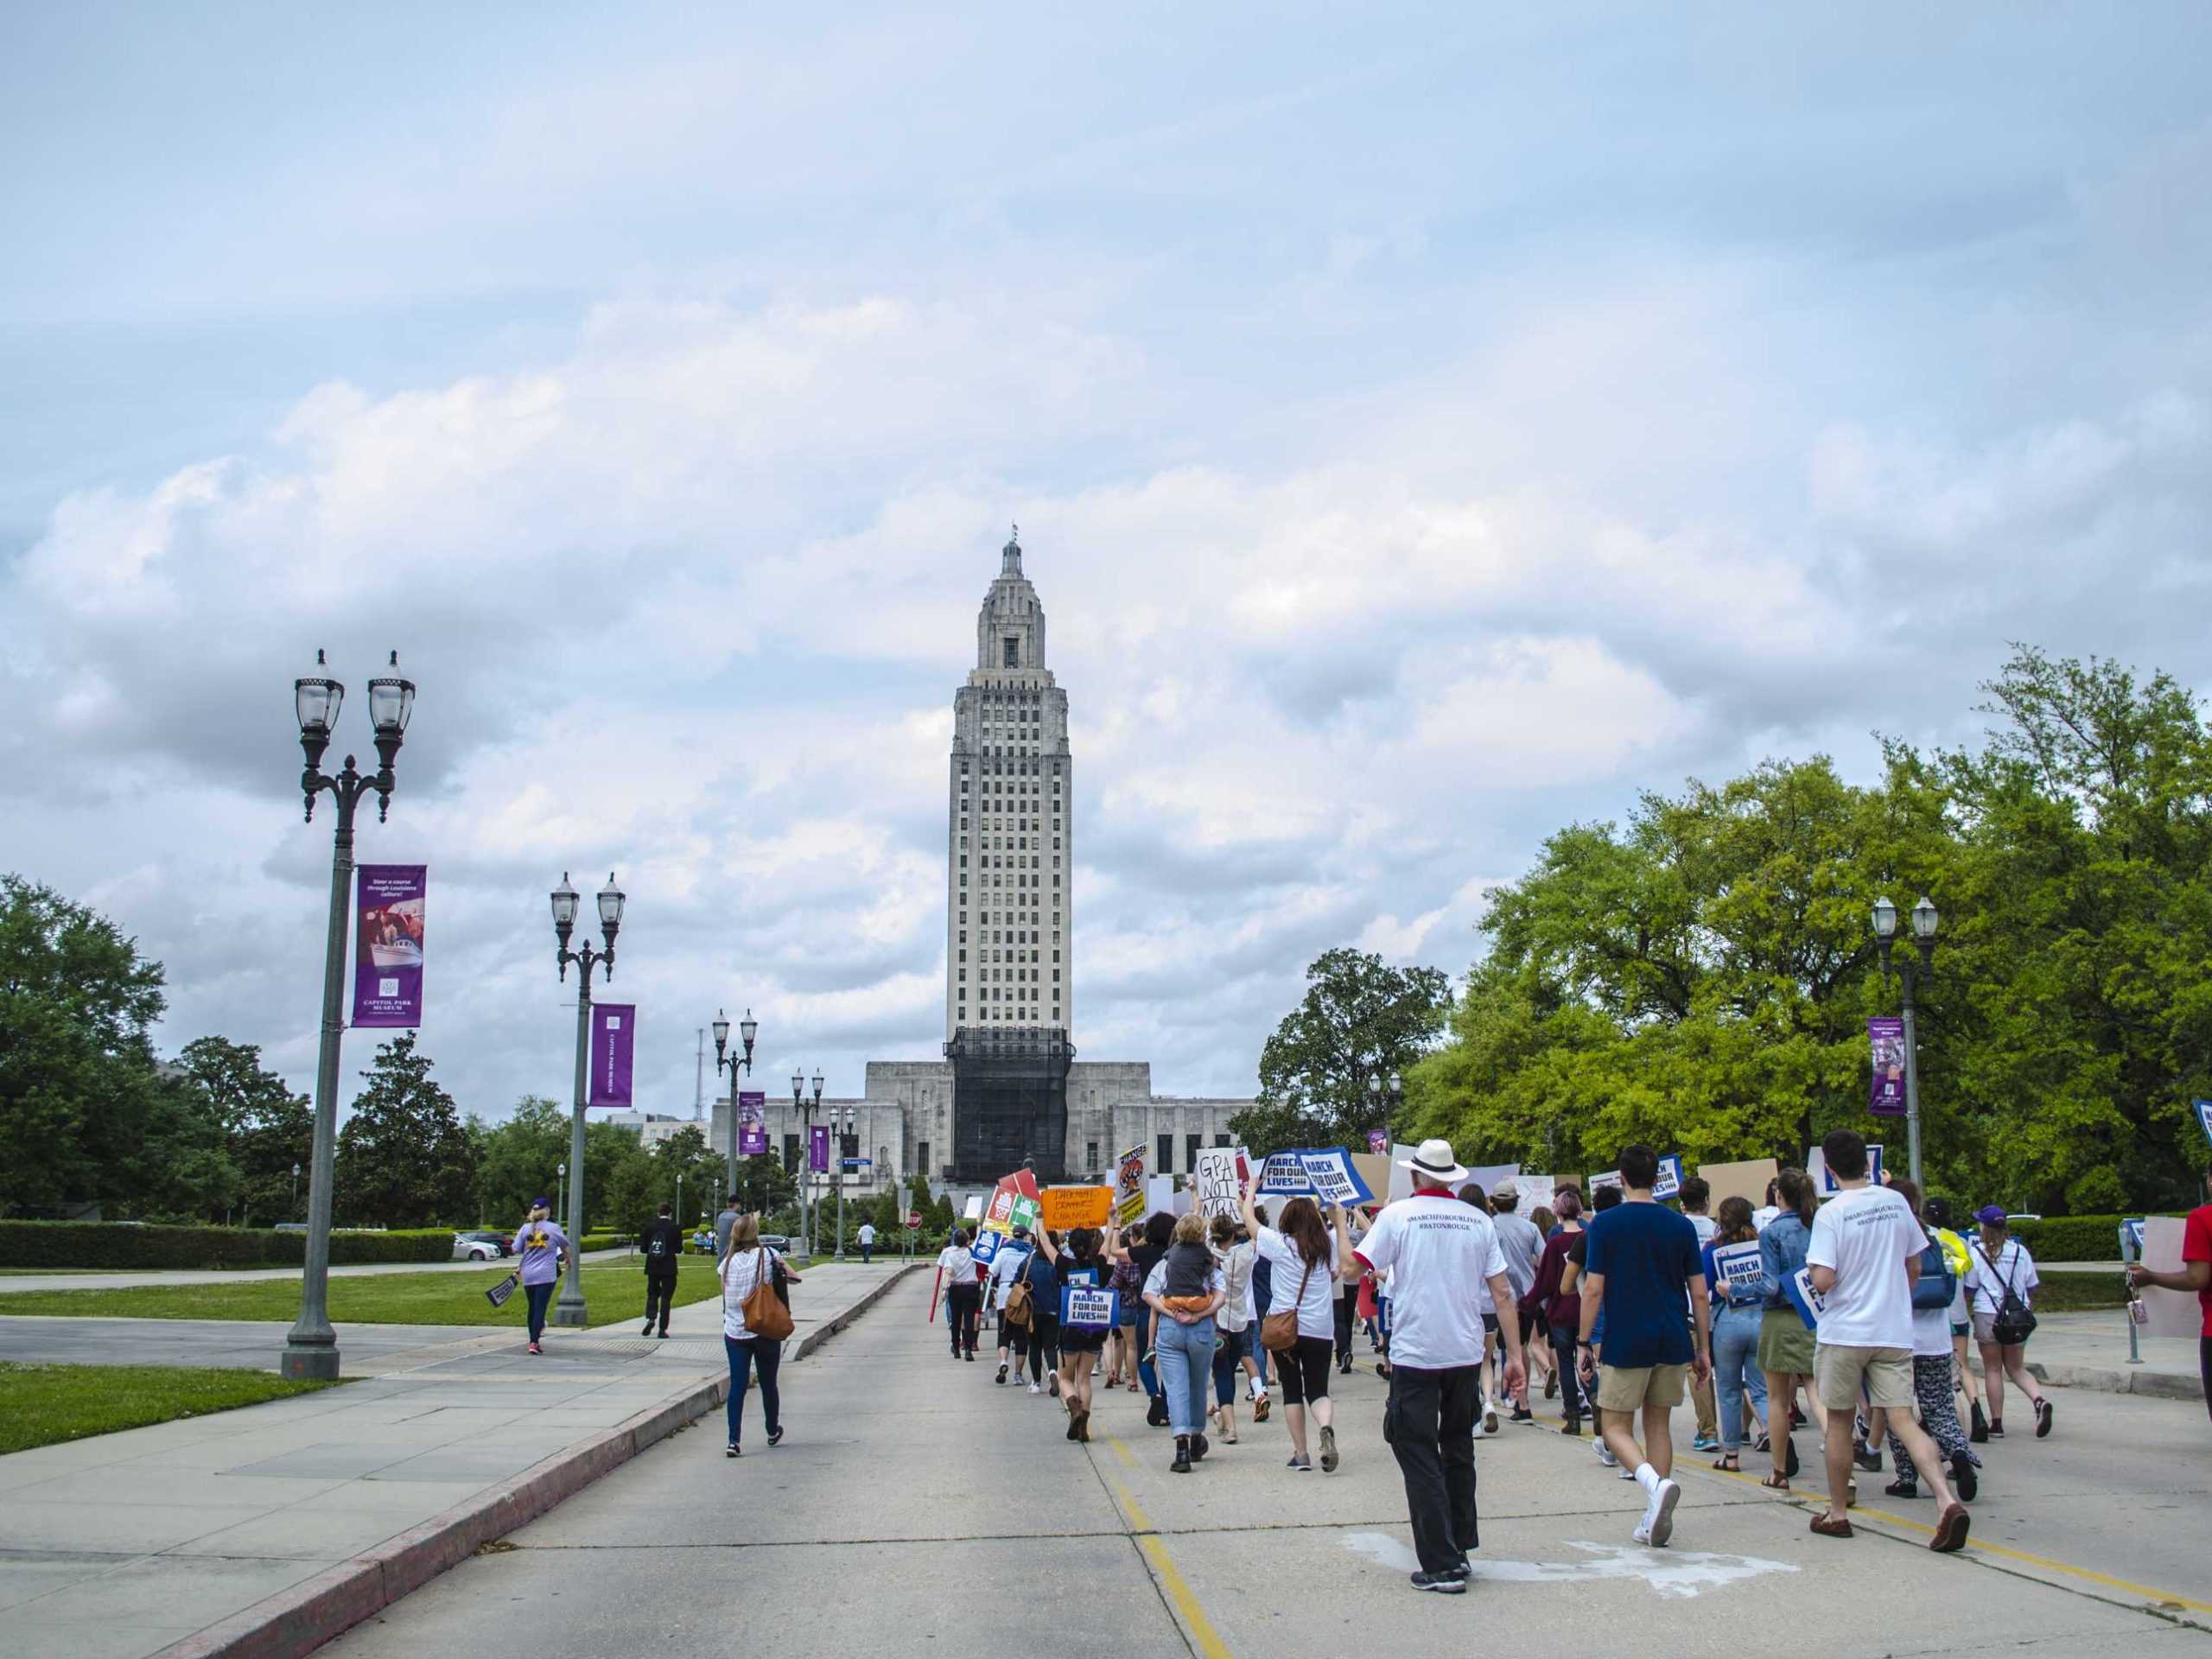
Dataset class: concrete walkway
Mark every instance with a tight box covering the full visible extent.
[0,1248,639,1296]
[1993,1308,2206,1400]
[0,1258,917,1659]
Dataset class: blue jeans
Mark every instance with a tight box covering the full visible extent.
[1713,1303,1768,1450]
[724,1335,782,1446]
[524,1280,555,1342]
[1154,1314,1217,1435]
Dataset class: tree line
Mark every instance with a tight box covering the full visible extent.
[1236,648,2212,1217]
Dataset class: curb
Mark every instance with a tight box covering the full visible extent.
[153,1262,922,1659]
[1967,1352,2204,1402]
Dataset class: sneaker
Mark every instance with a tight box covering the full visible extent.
[527,1342,542,1355]
[1510,1407,1534,1423]
[2034,1398,2053,1439]
[1483,1402,1499,1434]
[1147,1397,1170,1428]
[641,1322,654,1338]
[1289,1455,1313,1471]
[1171,1436,1192,1474]
[1952,1451,1979,1503]
[1027,1382,1042,1395]
[1754,1433,1770,1453]
[964,1351,976,1362]
[1409,1572,1466,1594]
[1853,1440,1883,1473]
[1594,1439,1618,1468]
[1620,1463,1637,1481]
[1789,1403,1806,1428]
[1446,1558,1472,1581]
[725,1443,741,1458]
[1471,1417,1489,1440]
[1319,1425,1339,1472]
[1884,1478,1919,1498]
[996,1363,1008,1385]
[1643,1478,1681,1548]
[1692,1433,1720,1453]
[657,1329,669,1339]
[1986,1419,2005,1440]
[1049,1374,1061,1398]
[767,1425,785,1447]
[1190,1433,1210,1463]
[1631,1522,1652,1546]
[1969,1401,1989,1443]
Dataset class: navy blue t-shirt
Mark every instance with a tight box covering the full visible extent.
[1581,1201,1700,1369]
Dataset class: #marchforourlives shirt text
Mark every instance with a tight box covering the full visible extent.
[1807,1185,1926,1350]
[1354,1195,1507,1370]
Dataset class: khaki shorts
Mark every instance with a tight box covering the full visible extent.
[1813,1344,1915,1409]
[1594,1362,1688,1414]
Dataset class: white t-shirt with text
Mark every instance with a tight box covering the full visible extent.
[1354,1194,1509,1370]
[1806,1185,1927,1350]
[1254,1227,1339,1339]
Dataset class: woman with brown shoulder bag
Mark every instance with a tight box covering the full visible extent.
[719,1213,800,1458]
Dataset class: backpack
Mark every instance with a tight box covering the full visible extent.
[1910,1241,1955,1310]
[1975,1243,2038,1344]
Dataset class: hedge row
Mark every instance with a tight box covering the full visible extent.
[0,1221,457,1270]
[2006,1212,2183,1262]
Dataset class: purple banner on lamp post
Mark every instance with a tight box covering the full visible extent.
[1367,1129,1389,1155]
[738,1090,767,1156]
[589,1004,635,1108]
[1869,1016,1907,1116]
[351,865,426,1028]
[808,1123,830,1173]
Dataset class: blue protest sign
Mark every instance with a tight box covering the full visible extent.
[2120,1217,2146,1259]
[1299,1149,1375,1207]
[1784,1266,1827,1332]
[2196,1099,2212,1148]
[1652,1154,1685,1202]
[970,1230,1002,1267]
[1061,1286,1117,1329]
[1257,1151,1317,1197]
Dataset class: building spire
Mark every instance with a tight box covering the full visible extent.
[1001,523,1022,575]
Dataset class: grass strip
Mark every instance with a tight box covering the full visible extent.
[0,1361,342,1453]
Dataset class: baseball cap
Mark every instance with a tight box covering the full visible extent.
[530,1196,551,1211]
[1491,1182,1520,1204]
[1973,1205,2008,1225]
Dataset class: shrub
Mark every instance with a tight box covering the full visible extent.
[0,1221,454,1270]
[2005,1213,2183,1262]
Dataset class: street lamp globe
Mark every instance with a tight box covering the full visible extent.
[739,1009,758,1053]
[550,874,581,932]
[557,1163,566,1178]
[1389,1071,1402,1096]
[712,1009,731,1053]
[1872,894,1898,941]
[294,649,343,737]
[1368,1075,1382,1099]
[811,1070,825,1103]
[365,651,416,736]
[1910,895,1939,941]
[791,1071,804,1106]
[596,873,625,937]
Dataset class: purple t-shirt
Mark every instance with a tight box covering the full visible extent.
[511,1218,571,1286]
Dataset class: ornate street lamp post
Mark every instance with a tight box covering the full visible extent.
[551,871,625,1326]
[281,650,415,1381]
[836,1103,856,1260]
[1872,894,1939,1188]
[1367,1070,1404,1152]
[792,1068,824,1256]
[712,1007,759,1200]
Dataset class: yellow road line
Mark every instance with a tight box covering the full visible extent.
[1101,1439,1232,1659]
[1108,1433,1137,1470]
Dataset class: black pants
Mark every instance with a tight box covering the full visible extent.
[861,1243,873,1262]
[1333,1292,1355,1365]
[1016,1313,1061,1383]
[1277,1334,1334,1407]
[644,1270,677,1333]
[947,1284,981,1354]
[2201,1338,2211,1428]
[1387,1363,1481,1574]
[524,1280,555,1343]
[1548,1321,1586,1421]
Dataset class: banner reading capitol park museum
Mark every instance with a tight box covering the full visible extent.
[351,865,426,1027]
[589,1004,636,1108]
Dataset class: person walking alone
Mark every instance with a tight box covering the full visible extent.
[1242,1177,1345,1473]
[938,1230,981,1360]
[1145,1212,1227,1471]
[510,1198,570,1356]
[1576,1145,1709,1548]
[857,1219,876,1264]
[639,1200,683,1338]
[1352,1140,1520,1594]
[714,1192,741,1260]
[719,1214,798,1457]
[1803,1132,1969,1551]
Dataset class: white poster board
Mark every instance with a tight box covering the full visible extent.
[1192,1147,1249,1219]
[2139,1215,2200,1338]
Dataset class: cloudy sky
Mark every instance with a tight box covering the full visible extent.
[4,4,2209,1124]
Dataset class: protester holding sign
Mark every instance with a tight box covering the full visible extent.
[1804,1133,1970,1551]
[1700,1198,1770,1472]
[1242,1174,1345,1473]
[1209,1213,1256,1445]
[1757,1168,1823,1489]
[1144,1212,1227,1472]
[1352,1140,1520,1594]
[1038,1224,1116,1443]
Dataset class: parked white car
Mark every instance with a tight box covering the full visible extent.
[452,1230,510,1262]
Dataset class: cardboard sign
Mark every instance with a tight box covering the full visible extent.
[1114,1143,1147,1227]
[1349,1153,1391,1211]
[1192,1147,1249,1218]
[963,1195,983,1220]
[1785,1266,1827,1331]
[1466,1163,1520,1197]
[1061,1286,1118,1329]
[1711,1239,1764,1300]
[1144,1174,1177,1217]
[1652,1154,1685,1203]
[1300,1148,1375,1208]
[1039,1185,1113,1230]
[1807,1144,1885,1197]
[1699,1157,1779,1213]
[1516,1176,1554,1220]
[1009,1195,1040,1234]
[2139,1216,2200,1338]
[1384,1142,1422,1203]
[1367,1129,1389,1154]
[1258,1152,1316,1197]
[1587,1169,1624,1194]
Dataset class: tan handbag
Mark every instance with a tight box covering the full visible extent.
[1261,1260,1315,1353]
[739,1248,794,1342]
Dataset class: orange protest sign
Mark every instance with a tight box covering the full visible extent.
[1039,1185,1113,1230]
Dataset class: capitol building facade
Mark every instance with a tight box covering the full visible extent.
[715,531,1250,1206]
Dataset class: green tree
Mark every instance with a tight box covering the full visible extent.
[0,876,168,1213]
[1230,947,1452,1152]
[174,1036,307,1224]
[334,1033,478,1226]
[472,1096,569,1227]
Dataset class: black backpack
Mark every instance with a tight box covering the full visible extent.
[1975,1243,2038,1344]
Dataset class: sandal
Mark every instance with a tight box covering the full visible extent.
[1712,1453,1740,1471]
[1808,1515,1853,1539]
[1760,1472,1790,1491]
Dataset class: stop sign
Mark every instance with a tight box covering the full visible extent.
[906,1211,923,1228]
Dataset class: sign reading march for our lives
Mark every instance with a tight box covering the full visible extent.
[352,864,426,1027]
[1061,1286,1118,1329]
[1258,1152,1315,1198]
[588,1004,635,1107]
[2196,1099,2212,1148]
[1710,1239,1764,1300]
[1785,1266,1828,1332]
[1651,1154,1686,1203]
[1300,1148,1375,1208]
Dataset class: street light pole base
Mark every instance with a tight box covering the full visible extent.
[279,1343,342,1382]
[551,1302,589,1328]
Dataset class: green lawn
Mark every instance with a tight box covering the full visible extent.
[0,1257,722,1328]
[0,1361,343,1453]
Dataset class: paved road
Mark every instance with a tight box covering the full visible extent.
[322,1274,2212,1658]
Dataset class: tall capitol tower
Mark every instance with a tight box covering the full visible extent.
[943,527,1074,1178]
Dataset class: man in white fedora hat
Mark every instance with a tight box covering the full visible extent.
[1348,1137,1522,1594]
